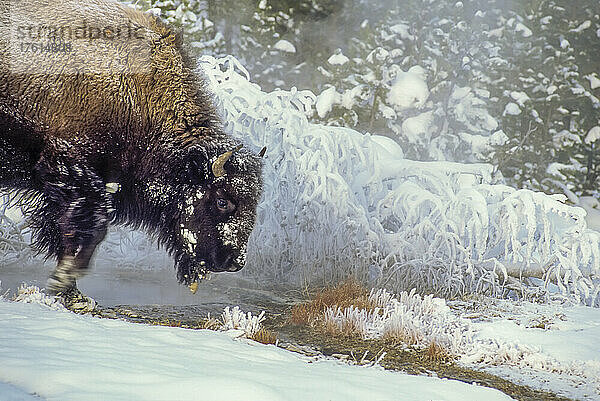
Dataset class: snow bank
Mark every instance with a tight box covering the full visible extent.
[462,299,600,400]
[0,299,515,401]
[2,285,597,400]
[0,381,40,401]
[199,55,600,305]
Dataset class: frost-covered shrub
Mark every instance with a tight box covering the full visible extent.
[9,284,66,311]
[221,306,266,337]
[324,288,472,353]
[200,55,600,305]
[0,195,32,265]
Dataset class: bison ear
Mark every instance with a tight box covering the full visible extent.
[174,28,184,47]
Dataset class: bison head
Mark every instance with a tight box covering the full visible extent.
[160,138,264,286]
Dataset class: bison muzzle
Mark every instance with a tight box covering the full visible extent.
[0,0,264,301]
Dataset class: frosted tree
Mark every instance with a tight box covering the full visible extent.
[488,1,600,197]
[140,0,299,91]
[311,1,505,163]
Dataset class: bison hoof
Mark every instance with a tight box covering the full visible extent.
[47,256,81,294]
[54,286,97,314]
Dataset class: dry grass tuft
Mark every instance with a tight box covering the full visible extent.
[288,280,455,362]
[382,329,452,361]
[323,316,339,335]
[289,303,314,326]
[425,341,450,362]
[290,278,374,327]
[382,328,417,346]
[324,313,364,337]
[251,328,278,345]
[202,317,222,331]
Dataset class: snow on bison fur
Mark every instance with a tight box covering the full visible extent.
[0,0,264,299]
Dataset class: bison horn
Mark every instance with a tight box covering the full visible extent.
[258,147,267,158]
[212,144,243,177]
[105,182,121,194]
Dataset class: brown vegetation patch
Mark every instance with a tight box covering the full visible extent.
[382,326,418,346]
[290,278,374,326]
[251,328,278,345]
[425,341,450,362]
[202,317,222,331]
[323,312,364,337]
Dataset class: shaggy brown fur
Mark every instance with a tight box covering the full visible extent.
[0,0,263,296]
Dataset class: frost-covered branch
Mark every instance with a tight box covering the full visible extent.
[0,193,32,265]
[200,54,600,306]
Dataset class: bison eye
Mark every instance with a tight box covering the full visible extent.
[216,198,234,213]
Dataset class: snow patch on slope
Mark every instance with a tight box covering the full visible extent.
[0,299,516,401]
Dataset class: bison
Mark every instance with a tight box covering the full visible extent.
[0,0,263,305]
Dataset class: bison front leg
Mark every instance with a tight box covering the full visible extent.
[31,142,111,310]
[47,227,107,313]
[43,196,109,313]
[47,224,107,295]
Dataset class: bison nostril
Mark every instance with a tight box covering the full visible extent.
[227,262,243,272]
[206,253,243,272]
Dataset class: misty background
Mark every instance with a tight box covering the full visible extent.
[143,0,600,199]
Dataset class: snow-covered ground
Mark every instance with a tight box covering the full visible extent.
[1,279,599,400]
[323,287,600,400]
[0,297,516,401]
[460,299,600,400]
